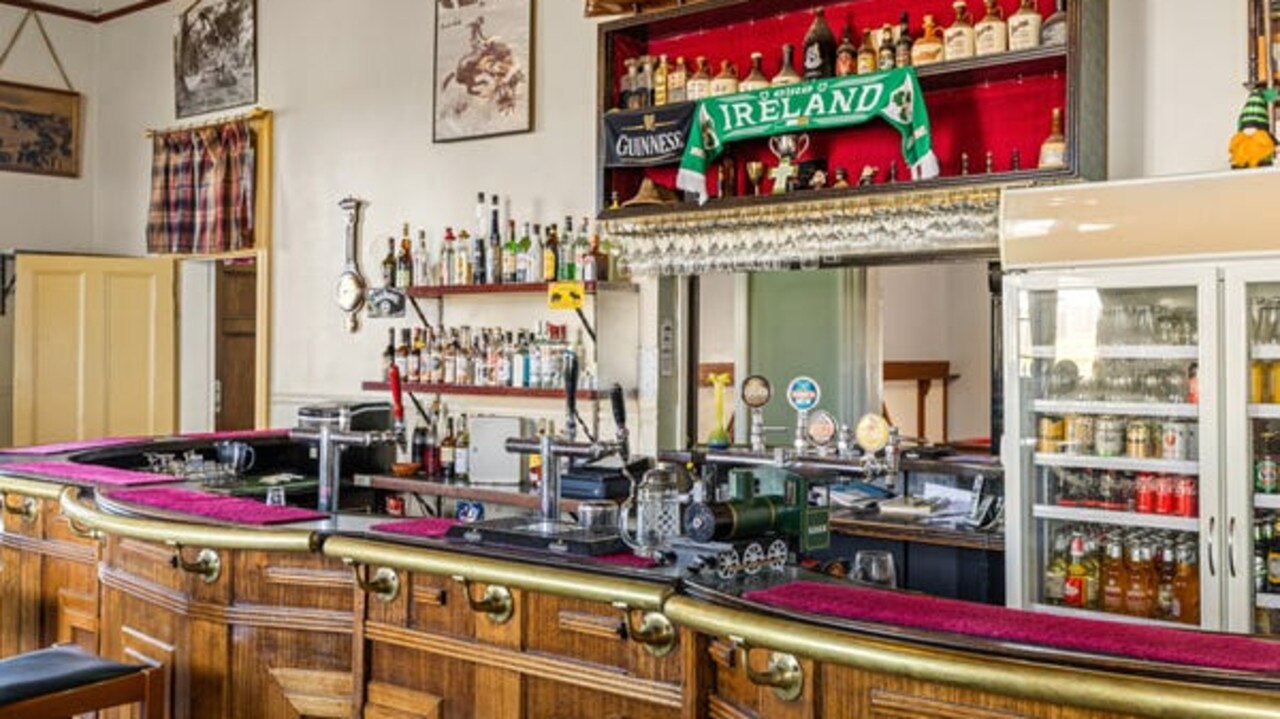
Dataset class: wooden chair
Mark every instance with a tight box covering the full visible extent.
[0,644,164,719]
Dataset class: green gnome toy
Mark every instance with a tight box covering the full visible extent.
[1230,88,1279,169]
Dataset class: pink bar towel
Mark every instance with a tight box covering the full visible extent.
[0,437,142,456]
[108,488,326,525]
[744,580,1280,674]
[371,517,459,539]
[1,461,183,487]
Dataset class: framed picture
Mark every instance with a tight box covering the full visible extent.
[0,80,81,178]
[433,0,535,143]
[174,0,257,119]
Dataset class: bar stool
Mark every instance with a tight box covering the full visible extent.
[0,644,164,719]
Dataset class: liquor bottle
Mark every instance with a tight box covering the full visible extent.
[1038,107,1067,169]
[497,332,514,387]
[381,237,396,288]
[559,217,577,281]
[411,425,427,475]
[382,329,396,382]
[486,195,502,286]
[582,226,605,283]
[802,8,837,79]
[1009,0,1044,51]
[442,228,456,286]
[710,60,739,96]
[1044,529,1069,605]
[620,58,638,109]
[835,21,857,77]
[944,1,976,62]
[1171,543,1200,625]
[771,45,802,86]
[408,328,423,383]
[511,332,530,388]
[456,231,474,285]
[1156,541,1177,619]
[415,229,430,287]
[668,56,689,103]
[440,417,456,481]
[1041,0,1067,46]
[543,225,559,282]
[1269,517,1280,592]
[741,53,771,91]
[442,330,458,385]
[423,415,442,478]
[975,0,1008,56]
[575,217,592,279]
[654,54,670,106]
[425,328,442,384]
[396,223,413,289]
[1100,536,1128,614]
[877,24,896,70]
[686,57,712,100]
[514,222,530,283]
[528,224,543,283]
[454,415,471,481]
[1063,533,1093,609]
[396,328,411,380]
[471,224,487,286]
[912,14,945,66]
[856,29,876,75]
[1124,541,1157,618]
[638,56,655,107]
[895,12,914,68]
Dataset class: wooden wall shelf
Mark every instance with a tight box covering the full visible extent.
[361,381,610,401]
[406,281,636,299]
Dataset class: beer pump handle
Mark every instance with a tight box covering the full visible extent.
[610,383,629,461]
[388,364,406,449]
[564,350,579,441]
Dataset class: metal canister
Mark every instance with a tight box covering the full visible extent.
[1135,473,1157,513]
[1038,416,1065,454]
[1154,475,1175,515]
[1126,420,1153,459]
[1160,420,1189,461]
[1096,416,1125,458]
[577,500,620,530]
[1184,423,1199,461]
[1174,476,1198,517]
[1064,414,1095,456]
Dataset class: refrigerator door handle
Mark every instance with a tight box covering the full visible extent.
[1207,516,1217,577]
[1228,516,1237,579]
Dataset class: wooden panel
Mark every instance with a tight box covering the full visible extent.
[265,668,353,718]
[13,263,87,445]
[102,266,176,437]
[367,640,475,719]
[523,675,680,719]
[364,682,443,719]
[215,262,257,432]
[473,586,525,719]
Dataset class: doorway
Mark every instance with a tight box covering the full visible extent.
[179,258,259,433]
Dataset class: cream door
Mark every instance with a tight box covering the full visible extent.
[13,255,176,446]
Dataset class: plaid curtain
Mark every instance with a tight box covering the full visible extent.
[145,121,257,255]
[145,136,171,254]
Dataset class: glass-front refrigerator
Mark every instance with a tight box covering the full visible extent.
[1225,263,1280,636]
[1004,266,1220,630]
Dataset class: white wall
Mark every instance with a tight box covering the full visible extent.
[0,8,98,252]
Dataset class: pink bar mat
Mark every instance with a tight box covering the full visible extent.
[1,461,183,487]
[744,580,1280,674]
[590,552,659,569]
[371,517,459,538]
[107,488,326,525]
[0,437,141,455]
[178,429,290,441]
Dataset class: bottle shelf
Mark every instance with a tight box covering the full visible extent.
[1032,400,1198,419]
[913,45,1068,92]
[1026,345,1198,360]
[1248,404,1280,419]
[361,381,608,401]
[1032,504,1198,533]
[1253,344,1280,361]
[1033,453,1199,476]
[1258,593,1280,610]
[1255,494,1280,510]
[406,281,635,299]
[1029,602,1198,630]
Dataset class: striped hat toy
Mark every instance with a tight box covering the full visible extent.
[1240,89,1277,131]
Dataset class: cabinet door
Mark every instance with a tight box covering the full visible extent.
[13,254,176,445]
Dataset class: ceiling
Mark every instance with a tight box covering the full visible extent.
[29,0,144,14]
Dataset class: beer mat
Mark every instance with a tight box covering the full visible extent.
[1,461,183,487]
[178,429,290,441]
[0,437,142,455]
[743,581,1280,674]
[589,552,659,569]
[370,517,459,538]
[107,488,327,525]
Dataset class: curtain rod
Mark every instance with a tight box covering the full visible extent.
[145,107,271,138]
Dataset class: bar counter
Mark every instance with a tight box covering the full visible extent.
[2,437,1279,718]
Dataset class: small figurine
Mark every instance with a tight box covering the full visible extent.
[809,168,828,190]
[1230,88,1278,169]
[985,151,995,173]
[609,191,621,211]
[832,167,850,188]
[858,165,879,186]
[888,160,898,183]
[960,151,970,176]
[1011,148,1022,171]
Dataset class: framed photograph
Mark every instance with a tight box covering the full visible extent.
[433,0,535,143]
[0,80,81,178]
[174,0,257,119]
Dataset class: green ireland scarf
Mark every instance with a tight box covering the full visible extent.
[676,67,940,203]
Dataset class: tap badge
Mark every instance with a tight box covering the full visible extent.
[741,375,772,409]
[786,376,821,412]
[806,409,838,448]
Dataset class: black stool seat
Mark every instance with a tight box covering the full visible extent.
[0,645,143,706]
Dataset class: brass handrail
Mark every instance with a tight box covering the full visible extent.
[58,487,318,553]
[663,596,1280,719]
[322,536,671,610]
[0,475,68,501]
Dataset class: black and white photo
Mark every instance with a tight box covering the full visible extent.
[174,0,257,119]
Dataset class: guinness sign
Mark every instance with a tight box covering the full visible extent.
[603,102,695,168]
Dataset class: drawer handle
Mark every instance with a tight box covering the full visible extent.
[612,602,676,657]
[452,575,513,624]
[346,560,400,603]
[66,517,103,542]
[169,545,221,584]
[731,636,804,702]
[2,495,38,523]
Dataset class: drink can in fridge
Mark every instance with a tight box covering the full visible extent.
[1160,421,1188,461]
[1174,476,1198,517]
[1064,414,1095,455]
[1154,475,1175,515]
[1126,420,1152,459]
[1135,473,1156,513]
[1038,416,1065,454]
[1096,416,1125,457]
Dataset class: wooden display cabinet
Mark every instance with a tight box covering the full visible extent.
[596,0,1107,217]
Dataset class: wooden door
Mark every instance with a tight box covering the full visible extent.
[215,261,257,431]
[13,255,176,446]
